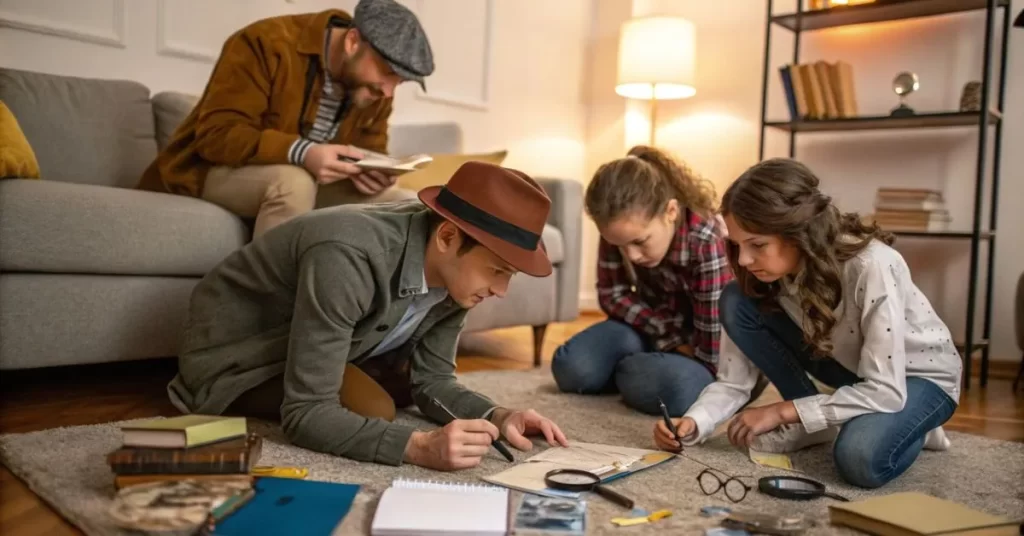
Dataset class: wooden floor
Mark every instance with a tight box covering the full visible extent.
[1,312,1022,535]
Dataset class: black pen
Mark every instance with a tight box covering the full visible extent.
[431,397,515,463]
[657,397,683,448]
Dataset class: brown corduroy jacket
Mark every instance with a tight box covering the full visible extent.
[137,10,392,197]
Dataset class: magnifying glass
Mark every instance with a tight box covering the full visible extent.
[544,469,635,509]
[758,475,849,502]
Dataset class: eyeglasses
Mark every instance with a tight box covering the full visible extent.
[696,468,753,503]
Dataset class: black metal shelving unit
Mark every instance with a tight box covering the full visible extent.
[757,0,1012,389]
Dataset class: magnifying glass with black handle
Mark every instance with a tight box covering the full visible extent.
[544,469,635,509]
[758,475,849,502]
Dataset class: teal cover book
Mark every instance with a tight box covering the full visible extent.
[214,477,360,535]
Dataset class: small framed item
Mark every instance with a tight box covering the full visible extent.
[721,512,809,536]
[513,495,586,535]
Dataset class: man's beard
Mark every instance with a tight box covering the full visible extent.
[330,48,376,109]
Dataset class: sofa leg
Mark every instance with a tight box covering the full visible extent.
[532,324,548,368]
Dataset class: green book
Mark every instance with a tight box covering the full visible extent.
[121,415,247,449]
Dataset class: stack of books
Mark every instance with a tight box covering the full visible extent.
[779,61,858,121]
[868,188,950,232]
[107,415,261,490]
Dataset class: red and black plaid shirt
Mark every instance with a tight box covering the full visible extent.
[596,210,732,368]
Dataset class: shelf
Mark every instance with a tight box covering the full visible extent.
[765,110,1001,132]
[891,230,995,239]
[772,0,1009,32]
[955,339,989,355]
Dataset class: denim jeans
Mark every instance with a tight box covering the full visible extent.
[550,320,714,416]
[719,282,956,489]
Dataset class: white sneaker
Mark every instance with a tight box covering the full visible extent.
[750,424,839,454]
[923,427,951,451]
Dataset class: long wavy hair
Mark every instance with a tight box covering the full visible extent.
[585,145,717,227]
[721,158,894,357]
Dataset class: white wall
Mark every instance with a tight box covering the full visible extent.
[0,0,590,187]
[582,0,1023,364]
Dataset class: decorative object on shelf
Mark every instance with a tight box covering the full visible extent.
[615,15,696,146]
[960,81,982,112]
[890,71,919,117]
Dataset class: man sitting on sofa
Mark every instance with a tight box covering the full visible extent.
[138,0,431,237]
[167,162,570,469]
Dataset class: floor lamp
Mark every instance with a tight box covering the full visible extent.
[615,15,696,146]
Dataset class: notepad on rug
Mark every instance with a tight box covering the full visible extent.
[371,478,510,536]
[828,492,1021,536]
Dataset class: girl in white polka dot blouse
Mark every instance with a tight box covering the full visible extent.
[653,158,961,489]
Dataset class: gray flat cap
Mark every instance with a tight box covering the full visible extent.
[354,0,434,90]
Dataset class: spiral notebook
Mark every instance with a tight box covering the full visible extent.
[371,478,509,536]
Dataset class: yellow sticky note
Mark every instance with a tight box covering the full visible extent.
[648,510,672,521]
[749,450,797,471]
[611,517,650,527]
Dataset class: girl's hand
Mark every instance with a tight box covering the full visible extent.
[653,417,696,452]
[727,404,785,448]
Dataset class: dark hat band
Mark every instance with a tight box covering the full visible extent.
[436,188,540,250]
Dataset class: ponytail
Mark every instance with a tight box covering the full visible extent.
[585,145,717,227]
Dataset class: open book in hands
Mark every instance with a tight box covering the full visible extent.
[345,148,433,175]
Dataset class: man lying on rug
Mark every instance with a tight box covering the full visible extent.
[167,162,569,470]
[654,159,960,489]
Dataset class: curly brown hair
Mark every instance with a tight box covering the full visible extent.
[721,158,894,357]
[585,145,718,227]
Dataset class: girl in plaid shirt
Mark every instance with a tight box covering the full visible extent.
[551,146,732,417]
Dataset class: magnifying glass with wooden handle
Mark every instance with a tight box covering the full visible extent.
[544,469,635,509]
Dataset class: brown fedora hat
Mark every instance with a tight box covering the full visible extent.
[418,161,552,277]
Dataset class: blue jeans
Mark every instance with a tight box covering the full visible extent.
[550,320,714,416]
[720,282,956,489]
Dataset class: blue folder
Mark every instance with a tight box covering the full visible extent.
[213,477,360,536]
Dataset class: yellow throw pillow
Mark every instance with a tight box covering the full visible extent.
[397,150,508,192]
[0,101,40,179]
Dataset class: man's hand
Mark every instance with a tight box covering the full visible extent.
[675,344,695,357]
[653,416,696,452]
[727,403,788,448]
[350,169,397,195]
[403,419,499,471]
[302,144,364,185]
[490,408,569,451]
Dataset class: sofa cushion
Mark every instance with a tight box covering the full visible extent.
[0,68,157,188]
[541,224,563,264]
[152,91,199,151]
[388,122,463,156]
[0,180,248,276]
[0,100,40,179]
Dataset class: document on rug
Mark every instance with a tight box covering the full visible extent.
[482,442,675,498]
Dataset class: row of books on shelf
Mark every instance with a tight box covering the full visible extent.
[779,61,859,121]
[107,415,260,490]
[865,188,950,232]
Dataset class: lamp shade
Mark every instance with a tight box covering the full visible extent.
[615,16,696,100]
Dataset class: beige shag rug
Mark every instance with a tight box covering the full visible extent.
[1,368,1022,535]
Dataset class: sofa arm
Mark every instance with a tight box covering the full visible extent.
[536,178,583,323]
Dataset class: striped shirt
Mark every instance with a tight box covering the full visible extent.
[288,29,350,165]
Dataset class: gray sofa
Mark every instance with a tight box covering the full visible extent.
[0,67,582,371]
